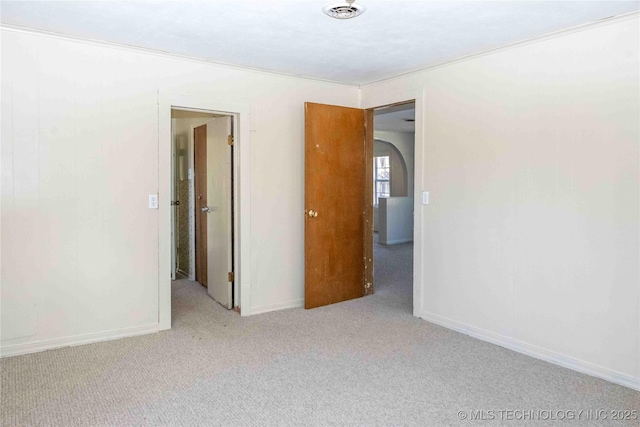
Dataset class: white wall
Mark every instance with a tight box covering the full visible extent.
[362,16,639,389]
[1,16,638,391]
[378,197,414,245]
[1,28,359,354]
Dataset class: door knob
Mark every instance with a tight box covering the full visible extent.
[201,206,211,213]
[306,209,318,218]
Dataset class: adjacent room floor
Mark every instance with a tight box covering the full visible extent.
[1,241,638,426]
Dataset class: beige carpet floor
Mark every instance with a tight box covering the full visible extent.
[1,238,638,426]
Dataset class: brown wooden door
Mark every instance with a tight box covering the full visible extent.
[304,102,374,309]
[194,124,208,287]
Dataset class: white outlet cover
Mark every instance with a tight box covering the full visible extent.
[422,191,429,205]
[149,193,159,209]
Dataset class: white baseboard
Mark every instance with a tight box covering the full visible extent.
[251,299,304,315]
[420,311,640,391]
[382,238,413,245]
[0,323,160,358]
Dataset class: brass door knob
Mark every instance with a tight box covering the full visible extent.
[306,209,318,218]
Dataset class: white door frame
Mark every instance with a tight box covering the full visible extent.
[159,93,252,330]
[361,87,425,318]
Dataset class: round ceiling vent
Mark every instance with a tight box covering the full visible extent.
[323,1,366,19]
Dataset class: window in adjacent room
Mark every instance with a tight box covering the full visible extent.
[374,155,390,207]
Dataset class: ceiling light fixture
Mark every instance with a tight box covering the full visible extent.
[323,0,366,20]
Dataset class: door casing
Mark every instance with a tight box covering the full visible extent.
[361,88,424,318]
[160,94,251,330]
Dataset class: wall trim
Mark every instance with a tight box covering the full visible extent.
[0,323,160,358]
[252,299,304,316]
[420,311,640,392]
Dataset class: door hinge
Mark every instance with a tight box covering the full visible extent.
[228,272,234,282]
[227,135,234,146]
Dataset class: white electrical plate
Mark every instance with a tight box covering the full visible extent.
[422,191,429,205]
[149,194,159,209]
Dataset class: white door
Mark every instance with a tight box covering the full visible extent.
[206,116,233,308]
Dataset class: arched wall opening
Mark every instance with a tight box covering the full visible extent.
[374,138,409,198]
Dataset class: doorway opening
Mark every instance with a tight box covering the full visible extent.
[171,108,236,310]
[303,101,418,313]
[370,101,416,311]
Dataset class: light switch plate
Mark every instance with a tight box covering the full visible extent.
[422,191,429,205]
[149,194,159,209]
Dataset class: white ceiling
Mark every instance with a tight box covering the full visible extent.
[1,1,638,85]
[374,103,415,133]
